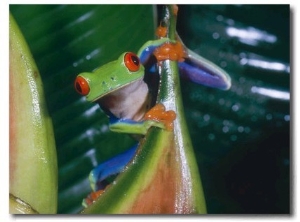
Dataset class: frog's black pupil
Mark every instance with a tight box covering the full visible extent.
[76,82,82,93]
[131,55,139,66]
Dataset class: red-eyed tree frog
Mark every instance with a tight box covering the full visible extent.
[75,37,231,206]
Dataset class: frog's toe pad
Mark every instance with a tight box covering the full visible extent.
[144,103,176,131]
[82,188,109,207]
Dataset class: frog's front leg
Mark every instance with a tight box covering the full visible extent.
[109,103,176,134]
[137,38,175,65]
[108,116,164,135]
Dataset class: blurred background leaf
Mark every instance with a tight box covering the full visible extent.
[10,5,290,214]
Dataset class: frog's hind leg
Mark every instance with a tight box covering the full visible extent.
[82,144,138,207]
[89,144,138,192]
[178,53,231,90]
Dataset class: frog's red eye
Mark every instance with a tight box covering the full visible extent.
[75,76,90,96]
[124,52,140,72]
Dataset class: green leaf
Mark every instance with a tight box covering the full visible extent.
[9,13,57,214]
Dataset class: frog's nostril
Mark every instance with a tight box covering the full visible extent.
[75,76,90,96]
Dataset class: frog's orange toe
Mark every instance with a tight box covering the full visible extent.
[144,103,165,120]
[153,41,187,62]
[84,190,104,206]
[156,22,167,38]
[164,110,176,121]
[83,187,110,207]
[144,103,176,131]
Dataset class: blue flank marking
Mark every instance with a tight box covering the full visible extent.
[139,45,158,65]
[90,144,138,190]
[109,115,144,126]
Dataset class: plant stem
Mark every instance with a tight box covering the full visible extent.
[157,5,207,213]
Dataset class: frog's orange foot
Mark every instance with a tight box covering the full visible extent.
[144,103,176,131]
[156,22,167,38]
[83,186,110,207]
[83,190,104,207]
[153,41,187,62]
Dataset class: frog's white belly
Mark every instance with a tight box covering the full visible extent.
[98,79,151,121]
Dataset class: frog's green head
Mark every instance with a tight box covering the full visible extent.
[75,52,145,102]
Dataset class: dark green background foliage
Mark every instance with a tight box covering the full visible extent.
[10,5,290,214]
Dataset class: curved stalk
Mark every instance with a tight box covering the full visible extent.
[156,5,207,213]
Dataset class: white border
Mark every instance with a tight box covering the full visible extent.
[2,1,297,221]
